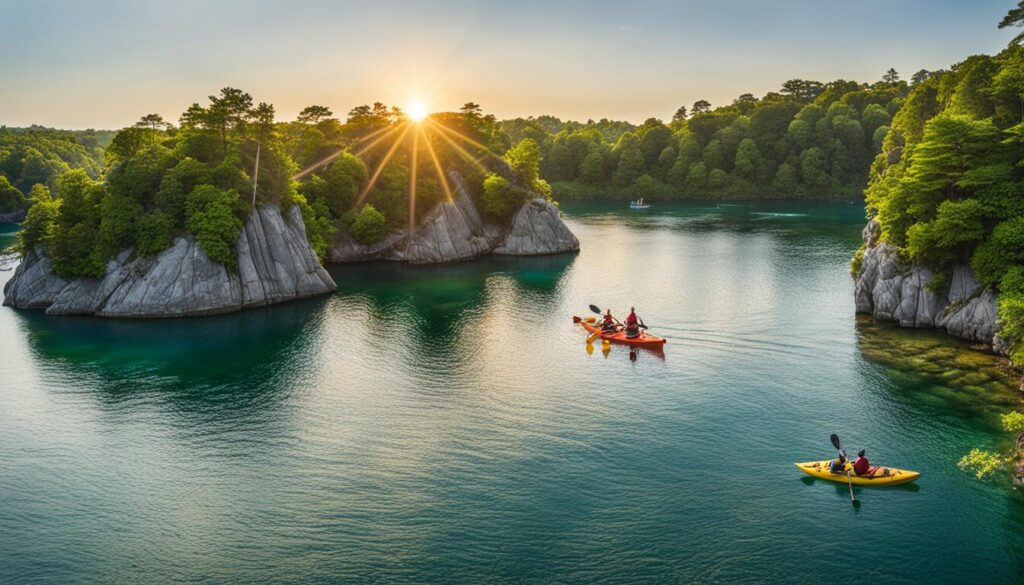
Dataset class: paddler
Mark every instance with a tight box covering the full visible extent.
[853,449,872,476]
[602,309,617,331]
[829,450,848,474]
[624,307,640,338]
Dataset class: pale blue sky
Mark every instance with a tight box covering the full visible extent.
[0,0,1016,128]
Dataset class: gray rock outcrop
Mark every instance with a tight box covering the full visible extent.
[3,205,336,318]
[327,169,579,265]
[853,219,1003,352]
[0,208,27,223]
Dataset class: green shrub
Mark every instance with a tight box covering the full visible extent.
[293,193,333,260]
[48,170,106,278]
[0,175,25,212]
[17,184,59,251]
[850,244,866,276]
[926,270,949,294]
[95,191,144,261]
[135,211,177,257]
[349,203,387,244]
[185,184,242,269]
[998,293,1024,365]
[482,173,522,218]
[971,217,1024,286]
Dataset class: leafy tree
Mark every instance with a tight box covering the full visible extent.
[206,87,254,151]
[135,211,177,257]
[482,173,522,218]
[136,114,168,130]
[185,184,242,269]
[349,203,388,244]
[882,68,901,84]
[999,1,1024,46]
[780,79,824,101]
[105,127,162,165]
[17,184,59,250]
[0,174,25,212]
[691,100,712,115]
[911,69,933,85]
[672,105,688,121]
[48,170,105,278]
[297,105,333,124]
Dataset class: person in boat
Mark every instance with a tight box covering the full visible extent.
[829,450,848,474]
[602,309,617,331]
[853,449,874,477]
[624,307,640,338]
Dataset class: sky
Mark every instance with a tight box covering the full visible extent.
[0,0,1017,129]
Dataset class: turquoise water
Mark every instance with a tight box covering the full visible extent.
[1,203,1022,584]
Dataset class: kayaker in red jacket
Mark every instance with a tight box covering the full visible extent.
[625,307,640,338]
[853,449,871,476]
[602,309,616,331]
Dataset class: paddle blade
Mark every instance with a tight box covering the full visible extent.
[830,434,841,451]
[584,316,597,323]
[589,304,603,315]
[573,316,582,323]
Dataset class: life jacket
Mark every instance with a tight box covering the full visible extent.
[853,456,871,476]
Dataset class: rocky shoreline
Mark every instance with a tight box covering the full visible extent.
[3,205,336,317]
[327,170,579,264]
[853,220,1004,354]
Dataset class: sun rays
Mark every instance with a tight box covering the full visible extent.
[292,110,498,235]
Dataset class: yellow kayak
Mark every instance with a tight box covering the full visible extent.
[795,460,920,486]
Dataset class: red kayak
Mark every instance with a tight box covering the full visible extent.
[577,317,667,348]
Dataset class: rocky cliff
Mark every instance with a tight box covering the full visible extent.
[0,209,26,223]
[327,170,579,265]
[3,204,336,318]
[854,219,1003,352]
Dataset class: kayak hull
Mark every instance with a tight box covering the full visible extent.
[795,460,920,486]
[578,318,667,348]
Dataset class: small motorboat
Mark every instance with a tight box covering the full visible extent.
[629,197,651,210]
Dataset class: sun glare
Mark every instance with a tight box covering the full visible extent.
[406,99,428,121]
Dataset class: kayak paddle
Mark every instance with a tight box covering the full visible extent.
[830,434,859,506]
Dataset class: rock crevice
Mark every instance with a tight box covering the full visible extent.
[3,205,336,318]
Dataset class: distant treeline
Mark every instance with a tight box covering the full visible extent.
[499,72,932,201]
[0,126,115,213]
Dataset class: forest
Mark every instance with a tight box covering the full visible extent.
[504,72,925,201]
[858,4,1024,364]
[0,127,113,214]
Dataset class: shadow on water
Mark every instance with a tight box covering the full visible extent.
[14,296,332,419]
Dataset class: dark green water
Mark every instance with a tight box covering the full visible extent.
[1,203,1022,584]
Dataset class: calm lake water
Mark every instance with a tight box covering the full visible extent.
[1,203,1022,584]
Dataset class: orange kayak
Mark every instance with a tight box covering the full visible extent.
[578,318,667,348]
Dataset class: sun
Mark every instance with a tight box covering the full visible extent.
[406,99,428,122]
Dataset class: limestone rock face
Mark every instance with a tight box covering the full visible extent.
[0,209,26,223]
[493,198,580,256]
[326,169,578,265]
[853,221,1003,353]
[3,205,336,318]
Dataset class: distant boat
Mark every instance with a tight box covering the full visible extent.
[629,197,651,210]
